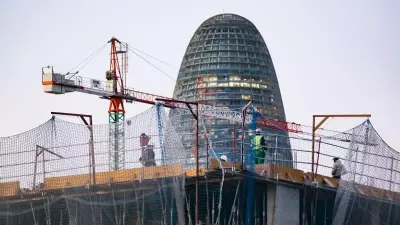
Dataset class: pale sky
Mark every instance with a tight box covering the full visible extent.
[0,0,399,150]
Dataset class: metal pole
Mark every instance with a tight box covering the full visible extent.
[240,110,246,170]
[90,117,96,185]
[42,149,45,184]
[389,156,394,191]
[315,137,322,176]
[311,116,316,180]
[33,146,39,189]
[274,135,278,166]
[206,135,209,170]
[233,125,236,168]
[195,103,199,225]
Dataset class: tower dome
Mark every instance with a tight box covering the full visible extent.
[172,13,292,167]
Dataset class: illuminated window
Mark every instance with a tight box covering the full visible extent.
[218,82,229,87]
[240,82,251,87]
[229,82,240,87]
[251,83,260,88]
[208,82,217,87]
[261,84,267,89]
[230,75,240,81]
[208,76,217,82]
[242,95,251,100]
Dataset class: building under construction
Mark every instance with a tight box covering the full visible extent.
[1,13,400,225]
[0,107,399,225]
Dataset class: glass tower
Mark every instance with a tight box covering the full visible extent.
[171,14,292,167]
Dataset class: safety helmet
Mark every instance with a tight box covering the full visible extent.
[220,155,228,162]
[255,128,262,134]
[333,157,339,162]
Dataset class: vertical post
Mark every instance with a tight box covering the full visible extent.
[42,149,45,184]
[206,135,209,170]
[274,135,278,166]
[89,116,96,185]
[195,103,199,225]
[315,137,322,176]
[389,157,394,191]
[240,109,246,170]
[33,146,39,189]
[240,101,252,170]
[233,125,236,168]
[311,116,316,179]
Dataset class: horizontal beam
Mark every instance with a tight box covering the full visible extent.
[51,111,92,118]
[313,114,371,118]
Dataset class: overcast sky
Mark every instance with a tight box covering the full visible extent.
[0,0,399,150]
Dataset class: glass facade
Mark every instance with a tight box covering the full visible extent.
[171,14,292,167]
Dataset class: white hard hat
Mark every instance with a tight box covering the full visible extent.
[220,155,228,161]
[255,128,262,134]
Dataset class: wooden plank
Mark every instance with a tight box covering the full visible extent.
[185,168,206,177]
[45,174,90,190]
[305,172,338,187]
[143,164,184,180]
[209,159,241,170]
[96,168,141,185]
[322,178,335,188]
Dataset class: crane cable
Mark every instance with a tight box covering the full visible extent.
[127,46,177,82]
[61,40,177,82]
[129,46,178,70]
[67,42,109,79]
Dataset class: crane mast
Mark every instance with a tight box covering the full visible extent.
[106,37,128,170]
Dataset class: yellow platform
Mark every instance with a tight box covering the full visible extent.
[0,181,20,197]
[45,164,185,190]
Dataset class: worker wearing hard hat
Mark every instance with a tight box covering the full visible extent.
[251,128,267,164]
[220,155,228,162]
[331,157,347,181]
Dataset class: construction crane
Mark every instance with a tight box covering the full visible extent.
[41,36,302,170]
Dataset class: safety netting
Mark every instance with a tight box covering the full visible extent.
[0,106,187,225]
[1,102,400,225]
[332,120,400,225]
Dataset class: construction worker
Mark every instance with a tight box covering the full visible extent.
[220,155,228,162]
[251,128,267,164]
[139,133,156,167]
[331,157,347,181]
[139,133,150,147]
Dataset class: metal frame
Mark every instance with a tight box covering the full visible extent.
[50,112,96,186]
[156,98,200,225]
[33,145,64,190]
[311,114,371,180]
[240,101,253,170]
